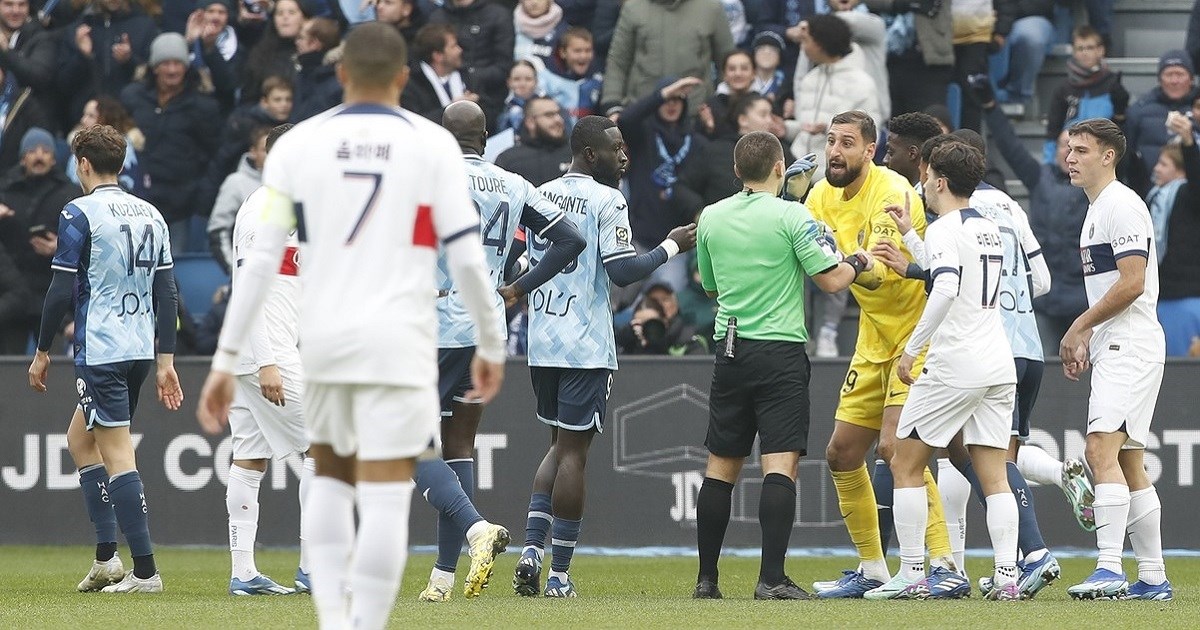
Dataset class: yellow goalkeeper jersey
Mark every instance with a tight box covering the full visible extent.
[806,163,928,363]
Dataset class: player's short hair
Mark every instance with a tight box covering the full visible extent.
[920,133,956,163]
[951,128,987,156]
[734,131,783,182]
[265,123,293,153]
[414,23,455,64]
[72,124,127,175]
[1072,24,1102,45]
[260,75,293,98]
[305,16,341,51]
[830,110,876,144]
[806,14,852,59]
[570,115,616,155]
[888,112,942,146]
[1068,117,1126,161]
[342,22,408,89]
[559,26,593,49]
[929,140,985,197]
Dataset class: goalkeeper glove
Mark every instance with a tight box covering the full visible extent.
[780,153,819,202]
[813,221,843,262]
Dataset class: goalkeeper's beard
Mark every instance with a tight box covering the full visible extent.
[825,161,862,188]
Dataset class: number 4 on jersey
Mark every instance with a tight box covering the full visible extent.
[119,223,157,276]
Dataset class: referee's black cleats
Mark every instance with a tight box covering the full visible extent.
[692,579,723,599]
[754,576,814,600]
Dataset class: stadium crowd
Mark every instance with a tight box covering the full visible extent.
[1,0,1199,358]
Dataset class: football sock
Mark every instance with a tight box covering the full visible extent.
[1093,483,1131,575]
[696,477,733,583]
[985,493,1019,586]
[306,476,355,629]
[524,492,553,551]
[1017,445,1064,488]
[108,470,155,578]
[1127,486,1167,585]
[78,464,118,560]
[758,473,796,585]
[961,461,986,503]
[831,464,886,579]
[227,465,264,581]
[550,517,581,574]
[893,486,928,583]
[1006,462,1048,557]
[430,567,455,587]
[923,467,954,570]
[414,459,482,573]
[434,458,475,574]
[937,458,971,573]
[349,481,414,630]
[872,460,894,556]
[298,456,316,573]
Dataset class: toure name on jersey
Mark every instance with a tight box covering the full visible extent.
[335,141,391,161]
[107,203,153,219]
[468,174,508,195]
[541,192,588,215]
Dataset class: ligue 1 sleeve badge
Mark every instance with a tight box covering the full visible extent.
[1089,224,1095,238]
[857,229,865,246]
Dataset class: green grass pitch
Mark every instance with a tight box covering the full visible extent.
[0,547,1190,628]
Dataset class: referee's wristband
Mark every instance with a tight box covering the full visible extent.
[843,254,866,276]
[211,347,239,374]
[659,238,681,261]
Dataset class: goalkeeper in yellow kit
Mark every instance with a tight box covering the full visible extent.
[799,111,960,599]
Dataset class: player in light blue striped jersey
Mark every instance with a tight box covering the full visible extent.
[513,116,697,598]
[418,101,585,602]
[29,125,183,594]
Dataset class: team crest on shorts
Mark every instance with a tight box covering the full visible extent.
[76,378,86,398]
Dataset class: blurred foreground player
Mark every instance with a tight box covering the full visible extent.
[30,125,183,593]
[197,23,506,629]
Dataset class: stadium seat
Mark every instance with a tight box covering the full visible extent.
[173,253,229,323]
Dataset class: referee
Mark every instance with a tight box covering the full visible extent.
[692,131,875,601]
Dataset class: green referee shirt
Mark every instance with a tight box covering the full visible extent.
[696,191,840,343]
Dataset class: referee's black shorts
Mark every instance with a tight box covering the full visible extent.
[706,339,811,458]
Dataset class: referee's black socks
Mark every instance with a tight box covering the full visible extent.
[696,477,734,584]
[758,473,796,586]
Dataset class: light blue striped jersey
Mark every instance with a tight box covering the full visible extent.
[51,184,173,366]
[437,156,565,348]
[526,173,634,369]
[969,185,1043,361]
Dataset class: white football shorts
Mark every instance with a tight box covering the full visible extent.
[1087,355,1164,449]
[304,382,438,461]
[230,366,309,460]
[896,377,1015,449]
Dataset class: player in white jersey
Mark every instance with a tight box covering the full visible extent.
[221,123,314,597]
[29,125,183,594]
[512,116,697,598]
[1059,118,1171,601]
[876,131,1071,599]
[864,140,1021,601]
[197,24,506,630]
[415,102,585,602]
